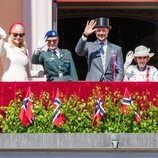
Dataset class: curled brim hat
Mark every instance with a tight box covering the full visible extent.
[133,45,154,58]
[45,30,58,39]
[95,17,112,29]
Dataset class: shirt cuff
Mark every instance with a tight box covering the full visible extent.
[81,35,87,41]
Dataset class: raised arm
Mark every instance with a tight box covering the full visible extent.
[31,37,47,64]
[124,51,134,71]
[75,20,96,56]
[82,19,97,37]
[0,26,7,55]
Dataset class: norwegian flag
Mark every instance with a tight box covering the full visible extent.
[134,111,141,124]
[93,98,106,128]
[52,89,65,128]
[19,87,34,126]
[121,87,133,114]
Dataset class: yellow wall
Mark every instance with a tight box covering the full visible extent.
[0,0,23,34]
[0,0,23,79]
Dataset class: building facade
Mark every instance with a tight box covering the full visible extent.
[0,0,158,80]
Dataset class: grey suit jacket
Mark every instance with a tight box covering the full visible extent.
[75,37,124,81]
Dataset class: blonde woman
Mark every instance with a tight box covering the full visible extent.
[0,22,31,81]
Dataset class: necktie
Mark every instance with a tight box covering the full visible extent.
[53,50,57,54]
[53,50,60,58]
[99,43,104,55]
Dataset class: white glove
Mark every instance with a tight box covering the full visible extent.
[30,70,44,77]
[124,50,134,70]
[0,26,7,39]
[37,37,47,50]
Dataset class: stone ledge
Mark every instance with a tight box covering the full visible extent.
[0,133,157,151]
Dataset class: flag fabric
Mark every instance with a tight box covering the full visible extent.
[19,87,34,126]
[93,98,106,128]
[121,88,141,123]
[52,89,65,128]
[134,111,141,124]
[121,87,132,114]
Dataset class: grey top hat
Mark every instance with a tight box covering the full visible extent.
[95,17,112,29]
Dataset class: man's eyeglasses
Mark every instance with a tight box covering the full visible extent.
[12,33,25,38]
[46,40,58,44]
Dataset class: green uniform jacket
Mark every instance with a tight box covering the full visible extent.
[32,48,78,81]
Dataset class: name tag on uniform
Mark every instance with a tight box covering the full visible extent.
[46,57,54,62]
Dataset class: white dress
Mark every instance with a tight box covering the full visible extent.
[0,42,29,81]
[124,65,158,81]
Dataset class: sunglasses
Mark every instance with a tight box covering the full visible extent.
[12,33,25,37]
[46,40,58,44]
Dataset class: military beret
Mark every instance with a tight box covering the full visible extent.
[45,30,58,39]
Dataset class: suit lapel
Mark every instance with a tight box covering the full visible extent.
[93,41,104,72]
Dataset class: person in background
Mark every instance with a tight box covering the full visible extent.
[0,22,31,81]
[31,30,78,81]
[75,17,124,81]
[124,45,158,81]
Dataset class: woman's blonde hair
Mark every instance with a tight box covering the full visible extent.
[8,35,27,52]
[8,22,27,52]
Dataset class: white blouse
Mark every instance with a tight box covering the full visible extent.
[124,65,158,81]
[0,42,29,81]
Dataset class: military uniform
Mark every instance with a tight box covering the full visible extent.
[32,48,78,81]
